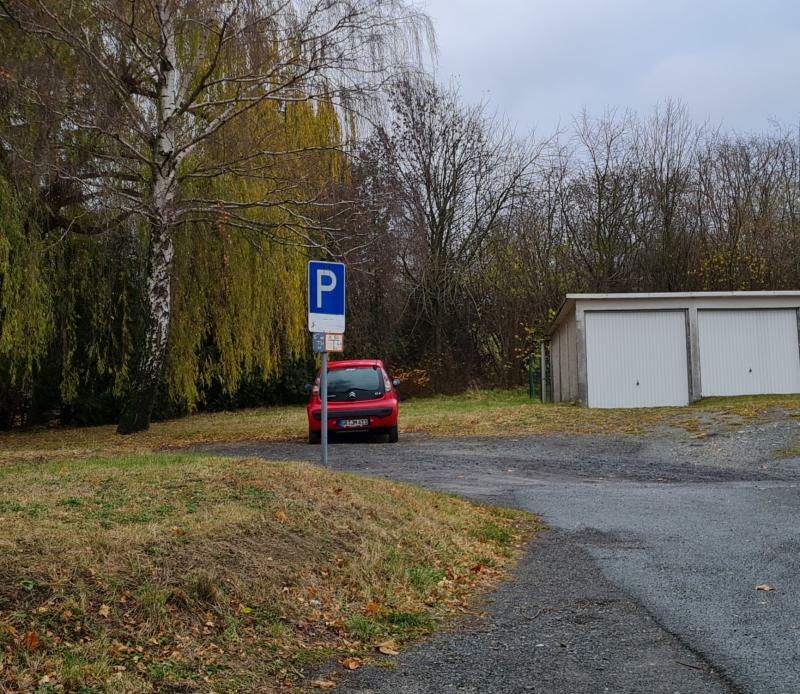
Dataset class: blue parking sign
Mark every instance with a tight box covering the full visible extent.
[308,260,345,333]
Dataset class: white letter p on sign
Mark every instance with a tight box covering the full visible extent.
[316,269,337,309]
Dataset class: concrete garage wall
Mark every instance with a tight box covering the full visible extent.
[548,292,800,407]
[550,303,578,402]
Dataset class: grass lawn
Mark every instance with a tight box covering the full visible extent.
[0,453,537,691]
[1,389,798,466]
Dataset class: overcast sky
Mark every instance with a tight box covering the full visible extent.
[420,0,800,136]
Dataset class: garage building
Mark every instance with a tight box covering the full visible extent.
[547,291,800,408]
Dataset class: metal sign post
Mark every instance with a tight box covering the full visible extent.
[313,334,343,467]
[308,260,346,468]
[320,350,329,466]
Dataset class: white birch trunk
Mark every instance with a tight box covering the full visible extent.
[118,1,179,433]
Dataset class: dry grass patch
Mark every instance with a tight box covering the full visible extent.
[776,445,800,459]
[690,394,800,418]
[402,389,800,437]
[0,454,537,692]
[401,390,669,436]
[0,406,307,465]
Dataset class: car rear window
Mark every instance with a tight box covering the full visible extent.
[326,367,382,396]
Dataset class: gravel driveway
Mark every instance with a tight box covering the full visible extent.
[196,415,800,694]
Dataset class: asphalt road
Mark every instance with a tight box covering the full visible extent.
[198,420,800,694]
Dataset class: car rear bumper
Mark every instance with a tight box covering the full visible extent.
[311,407,393,421]
[308,405,398,432]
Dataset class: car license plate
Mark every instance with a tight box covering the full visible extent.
[339,418,369,429]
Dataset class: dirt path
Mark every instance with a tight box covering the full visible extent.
[197,415,800,484]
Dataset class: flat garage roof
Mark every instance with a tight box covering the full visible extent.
[548,290,800,335]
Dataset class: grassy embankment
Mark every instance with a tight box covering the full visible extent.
[0,454,537,691]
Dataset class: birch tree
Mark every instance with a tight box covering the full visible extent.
[0,0,432,432]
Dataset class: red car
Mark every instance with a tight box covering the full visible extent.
[306,359,400,444]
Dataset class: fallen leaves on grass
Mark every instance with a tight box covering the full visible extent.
[23,631,40,651]
[312,680,337,690]
[0,456,538,692]
[275,510,288,524]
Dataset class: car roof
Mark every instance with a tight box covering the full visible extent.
[326,359,385,371]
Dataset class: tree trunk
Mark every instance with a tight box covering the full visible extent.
[117,0,178,434]
[117,221,175,433]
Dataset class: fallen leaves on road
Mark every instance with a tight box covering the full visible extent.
[340,657,362,670]
[377,639,400,656]
[312,680,337,689]
[755,583,776,592]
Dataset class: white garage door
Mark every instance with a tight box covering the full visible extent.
[698,309,800,396]
[586,311,689,408]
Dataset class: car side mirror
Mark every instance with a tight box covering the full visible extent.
[392,378,401,387]
[304,383,312,393]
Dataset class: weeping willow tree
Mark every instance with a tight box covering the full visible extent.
[0,167,143,426]
[0,178,51,426]
[167,99,345,412]
[0,0,433,431]
[0,98,348,427]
